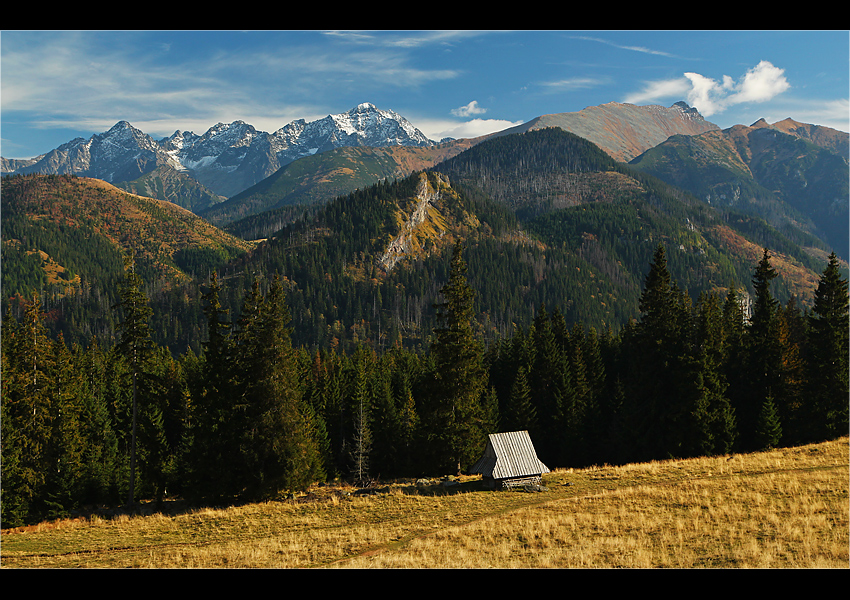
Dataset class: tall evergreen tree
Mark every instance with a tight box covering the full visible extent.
[625,244,691,460]
[348,345,374,483]
[113,253,154,505]
[529,306,566,462]
[754,394,782,450]
[76,336,121,506]
[234,275,323,498]
[43,334,86,519]
[425,240,487,475]
[685,293,736,456]
[738,248,783,451]
[187,272,240,503]
[806,252,849,440]
[504,366,537,432]
[1,295,54,525]
[775,298,807,444]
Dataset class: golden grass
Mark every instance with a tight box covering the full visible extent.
[2,437,847,569]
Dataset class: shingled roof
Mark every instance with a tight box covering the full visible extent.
[469,430,550,480]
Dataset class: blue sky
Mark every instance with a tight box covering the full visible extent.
[2,30,848,159]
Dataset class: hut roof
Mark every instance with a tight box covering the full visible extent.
[469,430,550,480]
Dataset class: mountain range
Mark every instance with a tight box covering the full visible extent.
[2,100,848,353]
[0,101,729,210]
[1,103,437,202]
[628,117,849,259]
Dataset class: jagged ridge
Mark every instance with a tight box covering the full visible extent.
[2,103,437,200]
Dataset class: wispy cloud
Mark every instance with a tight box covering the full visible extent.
[623,60,792,116]
[539,77,607,92]
[571,35,679,58]
[322,30,484,49]
[1,31,463,139]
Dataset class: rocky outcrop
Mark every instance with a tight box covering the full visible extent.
[376,172,477,273]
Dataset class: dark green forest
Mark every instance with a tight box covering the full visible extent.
[2,240,847,527]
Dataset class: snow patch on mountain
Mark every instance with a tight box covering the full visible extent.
[2,103,437,197]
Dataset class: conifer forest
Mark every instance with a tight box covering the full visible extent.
[2,236,847,528]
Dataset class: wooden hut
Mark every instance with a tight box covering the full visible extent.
[469,430,550,490]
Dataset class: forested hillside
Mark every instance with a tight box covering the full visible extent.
[200,140,476,238]
[628,124,849,260]
[1,174,255,349]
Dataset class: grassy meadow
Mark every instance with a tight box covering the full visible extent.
[2,436,847,569]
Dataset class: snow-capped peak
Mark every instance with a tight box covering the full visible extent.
[4,103,436,198]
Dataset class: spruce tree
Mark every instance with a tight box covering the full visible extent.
[234,275,323,498]
[426,240,487,475]
[504,366,537,432]
[626,244,690,460]
[806,252,849,440]
[76,336,120,506]
[1,295,54,525]
[188,272,240,503]
[44,334,86,519]
[686,293,736,456]
[113,253,154,506]
[754,394,782,450]
[739,248,783,451]
[529,306,565,462]
[348,345,374,484]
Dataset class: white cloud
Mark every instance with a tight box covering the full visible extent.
[726,60,791,104]
[424,118,524,141]
[623,61,792,117]
[622,78,692,105]
[451,101,487,117]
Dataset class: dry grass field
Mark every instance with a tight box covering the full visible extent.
[2,436,847,569]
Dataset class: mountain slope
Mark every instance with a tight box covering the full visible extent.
[432,127,828,305]
[202,139,478,233]
[3,125,839,356]
[208,131,831,352]
[492,101,719,163]
[2,175,254,341]
[628,121,849,259]
[114,165,228,213]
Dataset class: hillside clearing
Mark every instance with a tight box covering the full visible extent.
[2,437,846,569]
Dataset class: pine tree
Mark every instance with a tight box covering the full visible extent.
[113,253,154,505]
[188,272,240,503]
[529,306,565,461]
[754,394,782,450]
[234,275,323,498]
[43,334,86,519]
[348,345,374,484]
[806,252,849,440]
[504,366,537,432]
[775,299,807,444]
[626,244,691,460]
[1,297,55,525]
[76,336,121,506]
[739,248,783,451]
[685,293,736,456]
[425,240,487,475]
